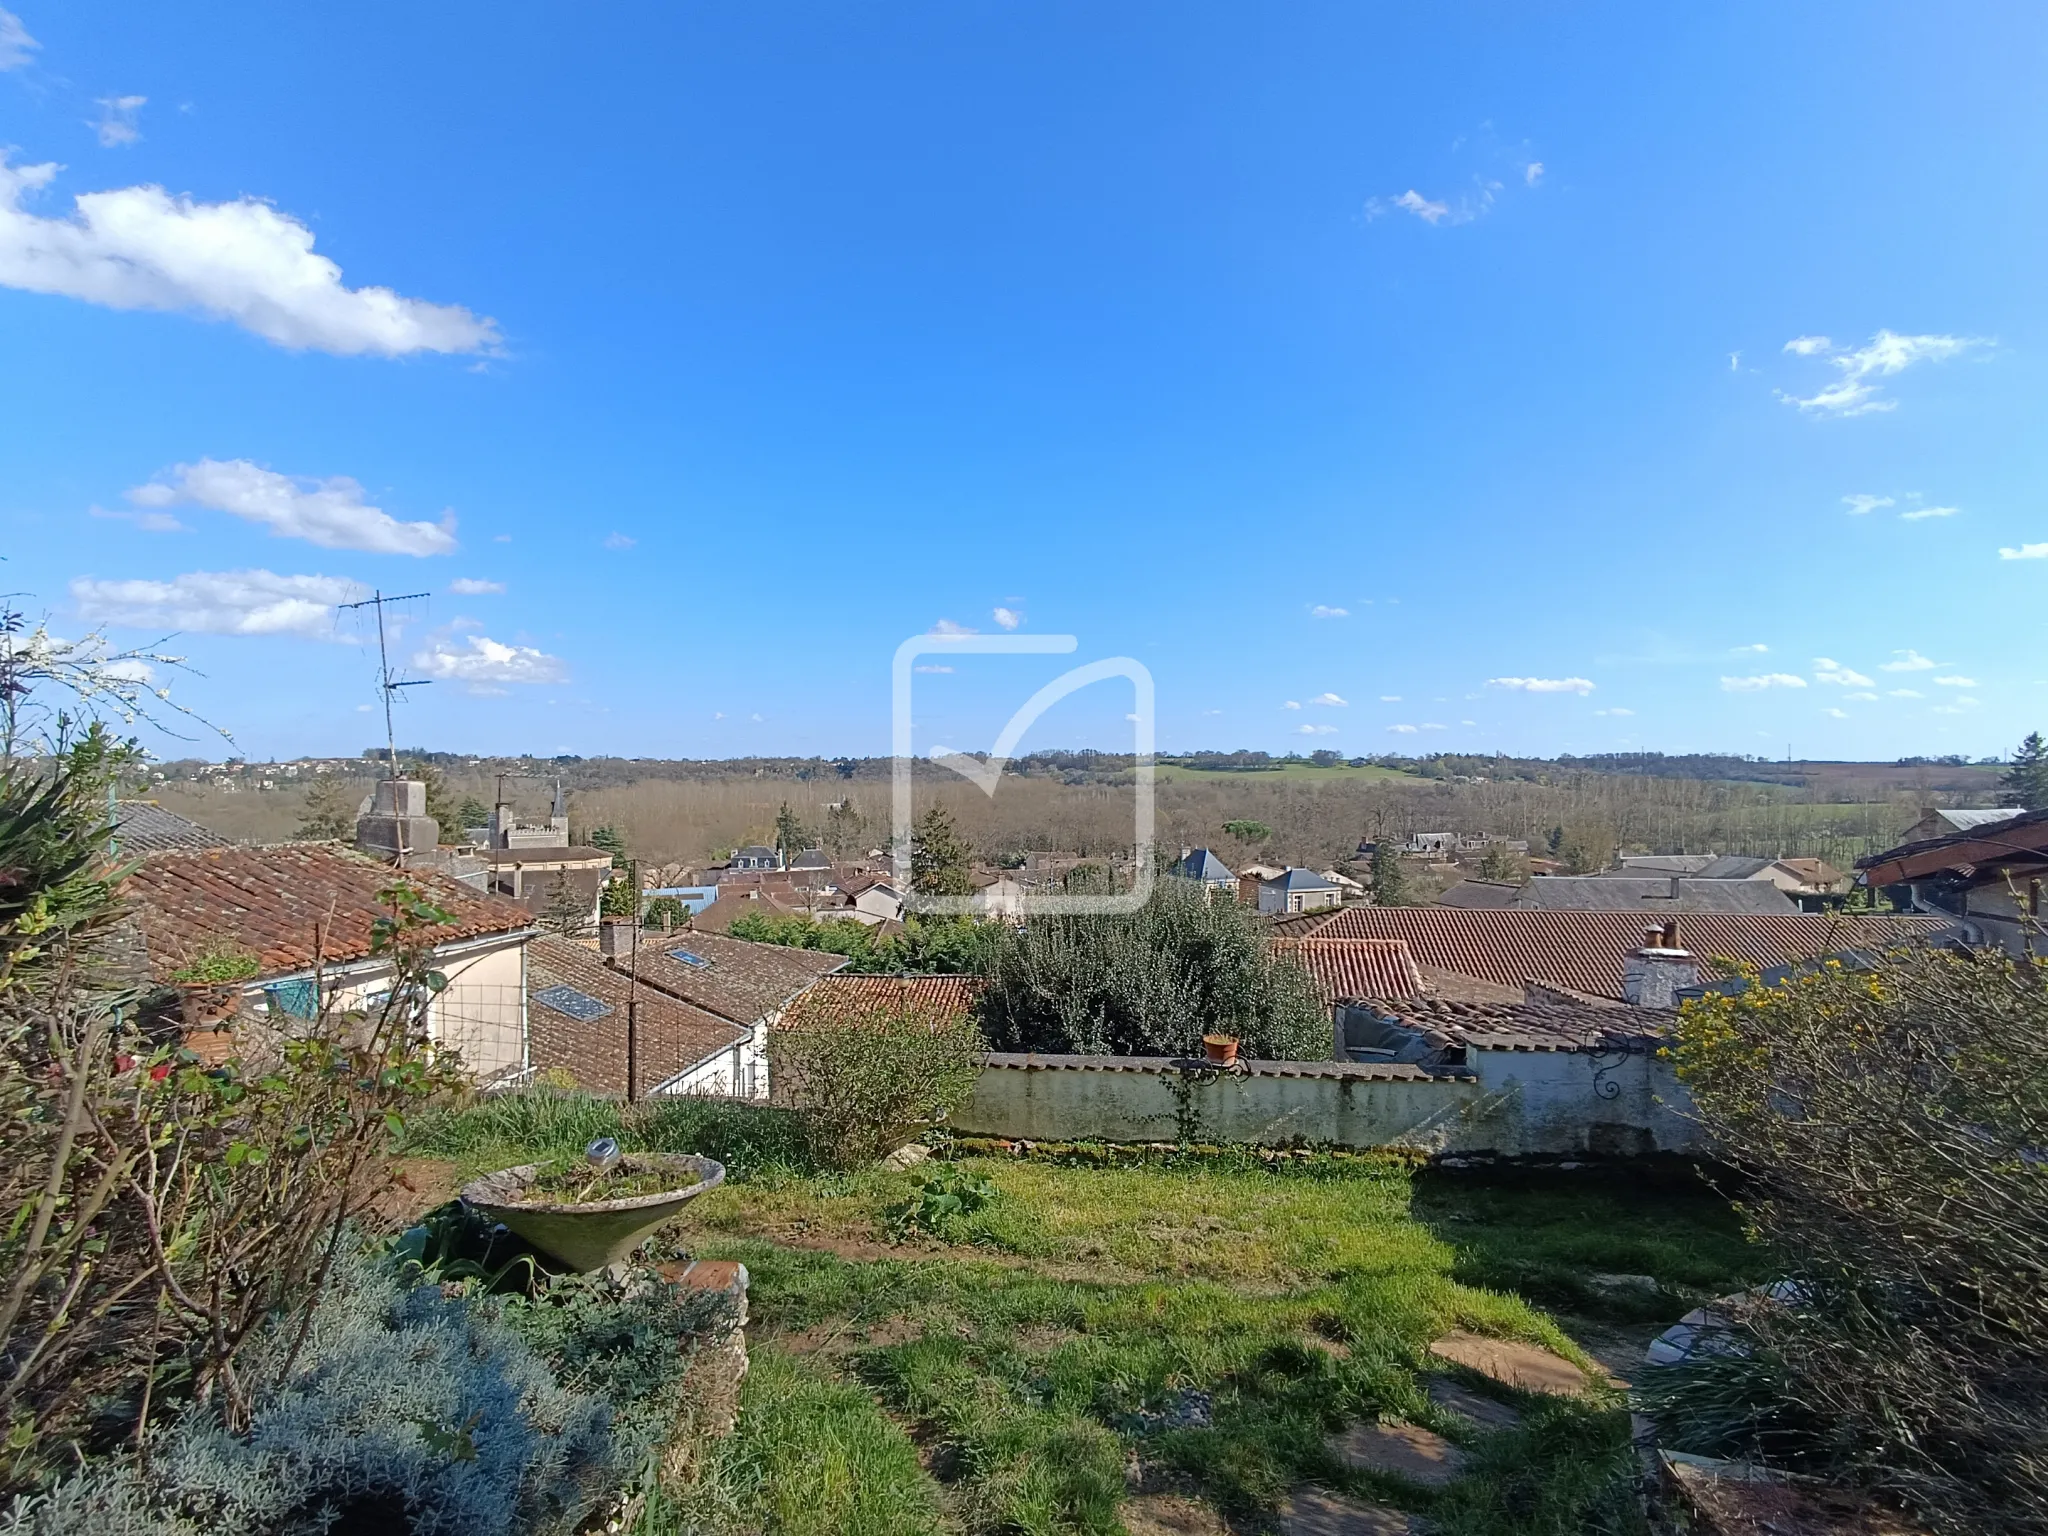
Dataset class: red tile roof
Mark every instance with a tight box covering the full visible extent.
[606,929,849,1025]
[1271,938,1424,1004]
[779,972,983,1030]
[1276,906,1945,1001]
[527,934,748,1096]
[122,844,533,980]
[1369,996,1675,1053]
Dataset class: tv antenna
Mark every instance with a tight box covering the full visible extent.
[337,589,431,777]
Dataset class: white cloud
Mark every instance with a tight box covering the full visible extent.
[1900,506,1959,521]
[0,154,498,355]
[1387,724,1418,734]
[1932,705,1964,715]
[1888,689,1923,699]
[1844,691,1878,701]
[1813,659,1873,687]
[602,532,635,550]
[1487,676,1594,695]
[1420,722,1447,730]
[411,634,566,689]
[1594,707,1634,717]
[1822,707,1849,719]
[912,664,952,674]
[1309,692,1347,707]
[1296,724,1339,736]
[1842,494,1894,516]
[1309,605,1348,618]
[89,502,184,533]
[1391,189,1450,224]
[1721,673,1808,691]
[929,618,976,637]
[1460,718,1476,726]
[128,458,457,555]
[1731,642,1769,654]
[447,577,504,595]
[0,8,35,70]
[1999,542,2048,560]
[93,96,146,148]
[1933,675,1976,687]
[1380,695,1401,702]
[1524,162,1543,186]
[991,606,1021,630]
[1282,700,1301,710]
[70,568,367,637]
[1882,649,1942,671]
[1782,330,1984,416]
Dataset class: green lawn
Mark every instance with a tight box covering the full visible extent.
[413,1102,1762,1536]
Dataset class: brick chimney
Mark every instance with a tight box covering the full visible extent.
[1623,919,1698,1008]
[598,918,640,958]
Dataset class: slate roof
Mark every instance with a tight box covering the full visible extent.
[606,929,849,1025]
[1365,996,1675,1054]
[1932,808,2024,834]
[1612,854,1719,877]
[1433,880,1524,909]
[779,972,984,1029]
[1510,877,1798,915]
[122,844,533,980]
[111,801,230,853]
[787,849,832,871]
[1694,855,1774,881]
[1271,937,1425,1004]
[1266,867,1338,891]
[1172,849,1236,883]
[527,934,749,1096]
[1270,905,1946,1001]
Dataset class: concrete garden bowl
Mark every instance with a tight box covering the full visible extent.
[460,1153,725,1272]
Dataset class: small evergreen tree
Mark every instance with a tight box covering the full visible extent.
[540,874,591,937]
[455,795,490,833]
[588,824,627,861]
[2002,730,2048,811]
[909,807,972,897]
[294,777,361,841]
[773,802,813,860]
[1369,840,1410,906]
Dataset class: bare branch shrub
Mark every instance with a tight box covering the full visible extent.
[1672,944,2048,1533]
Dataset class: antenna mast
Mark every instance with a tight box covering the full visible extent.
[337,589,432,777]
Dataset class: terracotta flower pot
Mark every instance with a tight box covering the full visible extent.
[1201,1034,1240,1065]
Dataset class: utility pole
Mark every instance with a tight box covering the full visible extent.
[337,589,432,778]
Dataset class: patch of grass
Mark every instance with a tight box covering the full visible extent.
[1426,1396,1647,1536]
[654,1345,944,1536]
[407,1090,812,1182]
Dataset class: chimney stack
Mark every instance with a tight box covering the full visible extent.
[354,779,440,866]
[598,918,640,958]
[1623,919,1698,1008]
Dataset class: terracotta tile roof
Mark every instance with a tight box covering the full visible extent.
[122,844,533,980]
[527,934,748,1096]
[1271,938,1424,1004]
[980,1052,1447,1082]
[112,800,231,852]
[1366,996,1674,1054]
[779,972,984,1030]
[1273,906,1946,1001]
[605,929,848,1026]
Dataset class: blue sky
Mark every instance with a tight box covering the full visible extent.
[4,2,2044,765]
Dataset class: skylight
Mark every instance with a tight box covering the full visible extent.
[534,983,612,1022]
[667,948,711,969]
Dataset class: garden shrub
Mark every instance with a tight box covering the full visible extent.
[1668,944,2048,1534]
[775,999,986,1169]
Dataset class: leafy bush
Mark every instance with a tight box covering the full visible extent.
[775,1001,986,1169]
[1671,945,2048,1533]
[884,1166,997,1240]
[976,875,1328,1058]
[165,939,262,984]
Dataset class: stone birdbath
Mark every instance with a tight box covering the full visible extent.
[461,1143,726,1272]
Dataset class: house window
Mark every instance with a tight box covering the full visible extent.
[263,978,318,1020]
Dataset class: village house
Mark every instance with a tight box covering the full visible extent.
[120,843,537,1083]
[1859,807,2047,958]
[1258,867,1342,915]
[1169,848,1238,897]
[526,933,758,1098]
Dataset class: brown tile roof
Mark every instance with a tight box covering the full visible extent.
[112,800,231,852]
[527,934,748,1096]
[606,929,848,1025]
[1273,906,1946,1001]
[779,973,984,1030]
[122,844,533,981]
[980,1052,1445,1082]
[1367,996,1674,1054]
[1271,938,1424,1005]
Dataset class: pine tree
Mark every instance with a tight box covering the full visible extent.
[295,777,362,840]
[540,874,591,937]
[1369,840,1410,907]
[773,802,813,859]
[588,824,627,861]
[2003,731,2048,811]
[909,807,973,897]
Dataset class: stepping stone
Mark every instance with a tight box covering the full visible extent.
[1329,1421,1463,1488]
[1279,1488,1419,1535]
[1425,1375,1522,1431]
[1429,1331,1589,1397]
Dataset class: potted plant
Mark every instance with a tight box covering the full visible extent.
[461,1139,725,1272]
[1201,1033,1240,1065]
